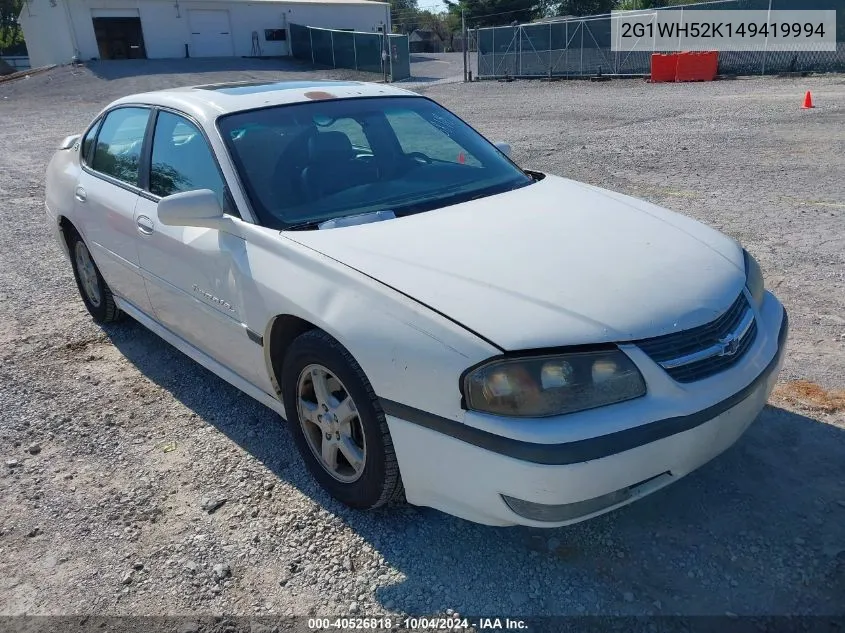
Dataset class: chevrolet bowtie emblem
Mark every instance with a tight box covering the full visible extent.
[718,333,741,357]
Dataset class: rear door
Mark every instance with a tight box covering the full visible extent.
[133,109,266,386]
[188,10,234,57]
[75,106,155,315]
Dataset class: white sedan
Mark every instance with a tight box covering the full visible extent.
[45,80,788,527]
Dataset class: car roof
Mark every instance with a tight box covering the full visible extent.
[107,80,418,124]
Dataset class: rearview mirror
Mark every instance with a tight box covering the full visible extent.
[157,189,224,228]
[494,142,512,158]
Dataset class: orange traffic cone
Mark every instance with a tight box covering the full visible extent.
[802,91,815,109]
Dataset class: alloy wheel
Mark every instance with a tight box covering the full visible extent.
[296,364,367,483]
[74,241,102,307]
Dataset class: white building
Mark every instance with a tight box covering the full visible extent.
[20,0,390,68]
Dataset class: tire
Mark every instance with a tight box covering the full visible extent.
[281,329,404,509]
[66,227,122,324]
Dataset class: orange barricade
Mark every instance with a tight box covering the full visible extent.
[675,51,719,82]
[651,51,718,83]
[650,53,679,83]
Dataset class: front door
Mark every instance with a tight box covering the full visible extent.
[75,106,155,315]
[133,110,265,386]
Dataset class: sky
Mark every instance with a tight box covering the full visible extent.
[418,0,449,10]
[405,0,450,16]
[389,0,452,31]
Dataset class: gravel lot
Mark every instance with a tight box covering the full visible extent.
[1,59,844,622]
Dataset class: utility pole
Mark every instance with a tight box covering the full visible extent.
[462,7,468,82]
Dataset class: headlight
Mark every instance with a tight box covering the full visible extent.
[462,350,646,418]
[743,249,765,309]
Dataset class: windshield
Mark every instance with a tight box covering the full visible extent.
[217,96,532,229]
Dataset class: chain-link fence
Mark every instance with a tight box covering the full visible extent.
[289,24,410,81]
[477,0,845,79]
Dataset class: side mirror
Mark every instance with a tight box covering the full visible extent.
[494,142,512,158]
[60,134,82,150]
[157,189,224,228]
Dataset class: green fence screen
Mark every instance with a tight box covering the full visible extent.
[289,23,411,81]
[477,0,845,78]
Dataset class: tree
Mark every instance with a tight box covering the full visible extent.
[445,0,545,28]
[389,0,419,32]
[416,11,450,40]
[555,0,618,15]
[389,0,418,16]
[0,0,25,54]
[616,0,694,8]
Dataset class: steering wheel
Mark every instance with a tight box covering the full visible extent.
[406,151,433,165]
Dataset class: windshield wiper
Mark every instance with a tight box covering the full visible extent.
[394,180,530,217]
[281,181,532,230]
[281,220,322,232]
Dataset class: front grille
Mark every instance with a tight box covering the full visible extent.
[636,293,757,383]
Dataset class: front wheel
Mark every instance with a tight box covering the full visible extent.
[281,330,404,509]
[67,229,122,324]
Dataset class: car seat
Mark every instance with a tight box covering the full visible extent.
[300,131,379,202]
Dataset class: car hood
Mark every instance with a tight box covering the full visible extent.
[285,175,746,351]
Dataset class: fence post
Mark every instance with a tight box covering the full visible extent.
[472,28,477,78]
[565,21,569,77]
[677,7,683,54]
[492,27,495,78]
[580,19,584,76]
[309,28,315,65]
[462,9,468,82]
[331,30,336,67]
[518,25,522,76]
[614,14,619,74]
[383,4,390,82]
[762,0,772,75]
[549,22,552,77]
[353,34,358,71]
[652,10,656,64]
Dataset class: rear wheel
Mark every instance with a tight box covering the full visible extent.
[67,229,122,324]
[281,330,404,509]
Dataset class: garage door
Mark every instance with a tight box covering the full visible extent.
[189,10,234,57]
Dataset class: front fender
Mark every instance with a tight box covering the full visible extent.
[241,225,499,423]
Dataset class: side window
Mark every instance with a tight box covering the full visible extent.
[385,109,481,167]
[91,107,151,186]
[150,111,229,210]
[81,117,102,166]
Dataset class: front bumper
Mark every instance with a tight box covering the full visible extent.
[45,203,70,258]
[384,300,788,527]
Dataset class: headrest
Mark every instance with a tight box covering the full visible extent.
[308,131,353,161]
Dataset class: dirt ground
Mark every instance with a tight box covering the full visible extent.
[0,58,843,623]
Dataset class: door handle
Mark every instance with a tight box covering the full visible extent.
[75,186,87,202]
[136,215,154,235]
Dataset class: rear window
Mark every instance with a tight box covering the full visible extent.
[91,107,151,186]
[81,117,103,165]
